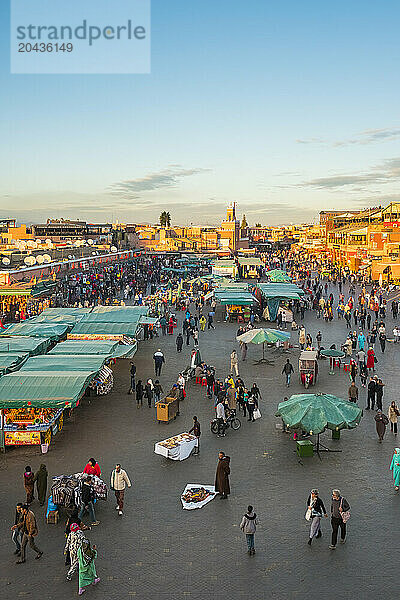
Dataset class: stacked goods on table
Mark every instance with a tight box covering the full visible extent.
[158,433,196,449]
[88,365,114,395]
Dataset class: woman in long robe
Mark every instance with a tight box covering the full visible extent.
[215,453,231,499]
[78,540,100,595]
[34,464,48,506]
[390,448,400,491]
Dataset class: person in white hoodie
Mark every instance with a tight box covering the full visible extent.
[110,464,132,516]
[239,505,258,555]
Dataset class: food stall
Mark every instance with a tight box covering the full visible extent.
[213,288,258,323]
[181,484,217,509]
[154,432,198,460]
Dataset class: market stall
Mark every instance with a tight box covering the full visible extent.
[0,352,28,376]
[0,335,52,355]
[154,432,198,460]
[257,283,304,322]
[214,289,258,322]
[49,339,137,358]
[1,322,70,342]
[0,370,97,448]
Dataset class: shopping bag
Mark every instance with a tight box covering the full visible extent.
[305,508,312,521]
[253,408,262,420]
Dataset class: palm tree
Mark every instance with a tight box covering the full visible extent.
[159,211,171,227]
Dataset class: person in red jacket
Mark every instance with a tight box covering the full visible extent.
[83,458,101,478]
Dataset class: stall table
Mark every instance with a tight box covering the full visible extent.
[154,432,198,460]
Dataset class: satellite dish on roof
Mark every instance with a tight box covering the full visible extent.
[45,238,52,245]
[36,255,44,264]
[87,239,94,245]
[24,256,36,266]
[68,255,73,260]
[2,257,10,265]
[36,239,42,245]
[111,246,118,253]
[42,254,52,263]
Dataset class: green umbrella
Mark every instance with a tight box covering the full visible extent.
[276,393,362,453]
[237,328,290,364]
[320,349,345,375]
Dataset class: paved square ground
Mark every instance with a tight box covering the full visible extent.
[1,288,399,599]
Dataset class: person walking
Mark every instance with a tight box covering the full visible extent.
[110,464,132,516]
[388,401,399,435]
[240,505,258,555]
[145,379,154,408]
[207,312,215,330]
[240,341,248,361]
[247,393,258,422]
[189,416,201,455]
[230,350,239,376]
[77,539,100,595]
[299,326,306,350]
[366,347,375,372]
[306,489,328,545]
[33,464,48,506]
[199,315,206,331]
[379,330,386,353]
[375,410,389,442]
[348,381,358,403]
[282,359,294,387]
[366,377,376,410]
[11,502,24,556]
[135,379,144,408]
[78,477,99,526]
[129,362,136,393]
[65,523,87,581]
[176,332,183,353]
[376,378,385,411]
[23,466,35,505]
[329,490,350,549]
[153,349,165,376]
[316,331,322,350]
[13,504,43,564]
[390,448,400,491]
[215,451,230,499]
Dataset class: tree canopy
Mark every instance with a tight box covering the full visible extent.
[159,211,171,227]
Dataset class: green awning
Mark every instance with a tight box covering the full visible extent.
[29,308,91,324]
[0,371,95,409]
[80,306,149,324]
[49,340,120,355]
[257,283,305,299]
[0,336,51,355]
[69,321,140,337]
[1,322,69,341]
[20,354,106,373]
[0,353,29,376]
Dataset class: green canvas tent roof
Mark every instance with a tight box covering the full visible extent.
[80,306,149,324]
[0,336,51,355]
[214,290,258,306]
[20,354,106,373]
[49,339,137,358]
[0,371,94,409]
[257,283,305,300]
[0,353,29,376]
[69,321,140,338]
[1,322,69,341]
[212,260,235,268]
[49,340,119,355]
[29,307,91,325]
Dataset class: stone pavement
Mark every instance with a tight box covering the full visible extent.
[1,289,400,600]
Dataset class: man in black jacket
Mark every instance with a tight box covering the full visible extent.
[78,477,99,526]
[367,377,376,410]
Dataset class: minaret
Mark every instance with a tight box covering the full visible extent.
[226,202,236,222]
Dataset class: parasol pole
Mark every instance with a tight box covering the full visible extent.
[262,341,265,361]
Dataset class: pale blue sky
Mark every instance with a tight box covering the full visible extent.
[1,0,399,225]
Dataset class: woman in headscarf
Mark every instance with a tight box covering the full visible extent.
[390,448,400,491]
[65,523,87,582]
[33,464,48,506]
[306,489,328,545]
[77,539,100,595]
[23,466,35,505]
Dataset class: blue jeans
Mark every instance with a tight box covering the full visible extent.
[246,534,255,551]
[79,501,96,523]
[286,373,291,385]
[13,529,23,552]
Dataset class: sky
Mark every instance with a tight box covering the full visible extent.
[0,0,399,226]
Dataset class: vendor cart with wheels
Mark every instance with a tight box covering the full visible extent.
[156,396,179,422]
[299,350,318,388]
